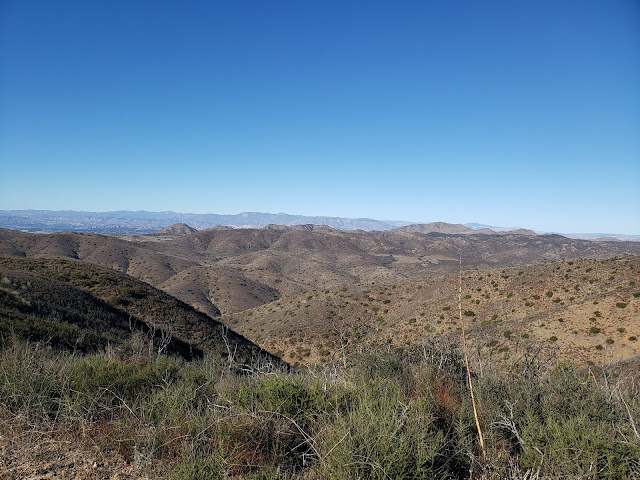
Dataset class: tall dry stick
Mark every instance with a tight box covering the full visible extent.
[458,255,486,460]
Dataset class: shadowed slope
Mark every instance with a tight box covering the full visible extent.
[0,258,285,367]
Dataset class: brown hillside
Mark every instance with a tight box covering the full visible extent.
[229,256,640,367]
[159,264,279,316]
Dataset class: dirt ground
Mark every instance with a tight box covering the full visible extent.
[0,430,161,480]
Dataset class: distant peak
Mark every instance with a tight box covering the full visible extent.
[392,222,538,236]
[392,222,478,235]
[157,223,197,235]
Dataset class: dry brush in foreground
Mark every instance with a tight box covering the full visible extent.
[1,337,639,479]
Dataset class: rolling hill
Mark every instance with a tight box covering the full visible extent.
[0,257,283,366]
[2,226,640,317]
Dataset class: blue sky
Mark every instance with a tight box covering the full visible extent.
[1,1,638,234]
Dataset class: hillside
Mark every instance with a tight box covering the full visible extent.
[0,258,283,366]
[229,256,640,367]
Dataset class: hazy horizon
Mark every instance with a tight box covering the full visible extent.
[2,208,640,236]
[1,1,638,234]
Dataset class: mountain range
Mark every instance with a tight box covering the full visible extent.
[0,210,409,233]
[1,210,637,240]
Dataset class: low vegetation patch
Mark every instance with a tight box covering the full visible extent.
[2,338,637,479]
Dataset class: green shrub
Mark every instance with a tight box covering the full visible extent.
[238,376,324,418]
[66,355,180,419]
[518,413,636,477]
[171,454,226,480]
[616,302,627,308]
[0,341,65,417]
[150,362,218,421]
[315,377,458,480]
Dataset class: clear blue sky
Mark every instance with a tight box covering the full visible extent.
[1,1,639,233]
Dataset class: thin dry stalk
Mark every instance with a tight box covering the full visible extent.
[458,256,486,460]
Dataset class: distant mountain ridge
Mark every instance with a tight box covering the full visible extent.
[465,223,640,241]
[159,221,537,237]
[563,233,640,242]
[0,210,636,240]
[0,210,410,233]
[393,222,536,236]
